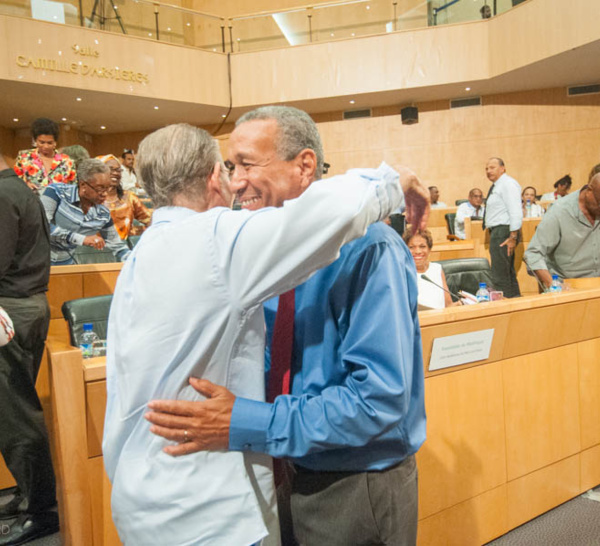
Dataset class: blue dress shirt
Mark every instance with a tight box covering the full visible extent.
[230,223,427,471]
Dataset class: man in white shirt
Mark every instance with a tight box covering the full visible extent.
[429,185,447,208]
[454,188,484,239]
[119,149,137,191]
[483,157,522,297]
[103,123,409,546]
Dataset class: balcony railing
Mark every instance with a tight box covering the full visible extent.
[0,0,519,53]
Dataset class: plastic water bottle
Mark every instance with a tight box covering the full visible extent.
[550,274,562,293]
[80,323,99,359]
[525,199,532,218]
[476,282,490,303]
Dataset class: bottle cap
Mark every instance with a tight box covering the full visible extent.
[551,274,559,280]
[83,323,93,331]
[479,282,486,288]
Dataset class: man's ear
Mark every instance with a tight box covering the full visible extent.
[297,149,317,189]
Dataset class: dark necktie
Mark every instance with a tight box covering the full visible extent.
[268,289,295,403]
[482,184,494,230]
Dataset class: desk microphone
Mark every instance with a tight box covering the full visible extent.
[421,274,463,302]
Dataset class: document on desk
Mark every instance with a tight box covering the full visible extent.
[429,329,495,371]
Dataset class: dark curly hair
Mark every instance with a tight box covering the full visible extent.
[31,117,59,141]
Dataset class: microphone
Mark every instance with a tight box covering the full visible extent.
[421,274,463,302]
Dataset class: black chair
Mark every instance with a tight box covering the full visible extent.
[73,246,118,264]
[444,213,459,241]
[127,235,141,249]
[388,213,405,237]
[439,258,493,300]
[61,295,113,347]
[455,199,468,206]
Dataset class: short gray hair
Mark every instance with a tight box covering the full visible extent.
[62,145,90,169]
[136,124,221,208]
[236,106,324,180]
[77,159,109,183]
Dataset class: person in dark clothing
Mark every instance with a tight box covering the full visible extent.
[0,152,58,546]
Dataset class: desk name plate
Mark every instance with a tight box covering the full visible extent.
[429,329,494,371]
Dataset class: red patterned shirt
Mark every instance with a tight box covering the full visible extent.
[14,148,76,192]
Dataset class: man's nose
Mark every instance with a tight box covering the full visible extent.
[228,168,248,193]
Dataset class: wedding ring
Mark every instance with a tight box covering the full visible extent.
[183,430,189,442]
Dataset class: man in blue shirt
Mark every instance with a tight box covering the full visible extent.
[146,107,428,545]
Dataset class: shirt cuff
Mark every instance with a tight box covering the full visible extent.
[72,233,86,246]
[229,397,272,453]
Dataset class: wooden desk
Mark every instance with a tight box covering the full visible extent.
[45,288,600,545]
[0,263,123,492]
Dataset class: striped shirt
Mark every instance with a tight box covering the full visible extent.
[41,183,130,264]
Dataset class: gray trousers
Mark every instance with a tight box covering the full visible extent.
[289,456,418,546]
[489,225,521,298]
[0,293,56,514]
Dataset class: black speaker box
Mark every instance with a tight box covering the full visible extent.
[401,106,419,125]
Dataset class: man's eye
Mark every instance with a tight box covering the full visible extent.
[224,161,235,174]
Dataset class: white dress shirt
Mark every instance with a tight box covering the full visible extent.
[454,202,485,239]
[417,262,445,309]
[120,165,137,191]
[103,164,404,546]
[485,173,522,231]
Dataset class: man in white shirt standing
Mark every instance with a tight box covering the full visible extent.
[483,157,522,297]
[454,188,484,239]
[102,123,411,546]
[119,149,137,191]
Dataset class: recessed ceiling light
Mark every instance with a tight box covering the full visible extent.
[221,114,227,118]
[167,27,171,31]
[100,126,106,130]
[349,100,355,104]
[61,117,67,121]
[76,97,82,101]
[95,39,99,44]
[13,118,18,122]
[148,33,152,36]
[465,87,471,91]
[186,22,190,26]
[154,106,159,110]
[351,33,355,36]
[366,5,370,9]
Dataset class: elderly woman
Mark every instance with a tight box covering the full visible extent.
[61,144,90,172]
[522,186,545,217]
[40,159,131,265]
[541,174,572,202]
[403,227,455,309]
[97,154,152,239]
[14,118,76,193]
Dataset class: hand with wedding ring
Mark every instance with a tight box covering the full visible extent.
[145,377,235,456]
[83,234,106,250]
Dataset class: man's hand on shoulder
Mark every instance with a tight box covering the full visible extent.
[393,165,430,230]
[145,378,235,456]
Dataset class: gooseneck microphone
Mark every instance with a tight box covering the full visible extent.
[421,274,463,302]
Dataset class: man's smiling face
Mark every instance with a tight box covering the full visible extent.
[226,119,305,211]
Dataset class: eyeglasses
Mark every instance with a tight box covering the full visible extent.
[123,149,134,154]
[82,180,110,195]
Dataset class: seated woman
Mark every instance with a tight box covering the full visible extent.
[522,186,545,217]
[14,117,76,193]
[97,154,152,240]
[541,174,572,201]
[403,228,455,309]
[40,159,131,265]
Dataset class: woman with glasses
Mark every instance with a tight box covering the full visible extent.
[40,159,131,265]
[13,118,76,194]
[96,154,152,240]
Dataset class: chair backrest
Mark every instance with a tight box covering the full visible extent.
[445,213,457,236]
[388,213,405,237]
[455,199,468,206]
[127,235,141,249]
[73,246,118,264]
[61,295,113,347]
[439,258,493,298]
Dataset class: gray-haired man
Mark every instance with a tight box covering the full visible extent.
[146,107,429,546]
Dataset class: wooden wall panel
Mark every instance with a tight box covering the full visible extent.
[502,346,581,481]
[417,362,506,519]
[581,445,600,493]
[578,339,600,450]
[48,274,83,319]
[83,272,120,298]
[87,457,121,546]
[506,455,581,530]
[86,381,107,458]
[417,485,508,546]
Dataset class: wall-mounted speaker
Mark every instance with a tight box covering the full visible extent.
[401,106,418,125]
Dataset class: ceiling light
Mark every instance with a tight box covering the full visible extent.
[95,39,99,44]
[349,100,355,104]
[366,5,370,9]
[154,106,159,110]
[148,33,152,36]
[465,87,471,91]
[76,97,82,101]
[167,27,171,31]
[186,22,190,26]
[61,117,67,121]
[13,118,18,122]
[221,114,227,118]
[100,126,106,130]
[351,33,355,36]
